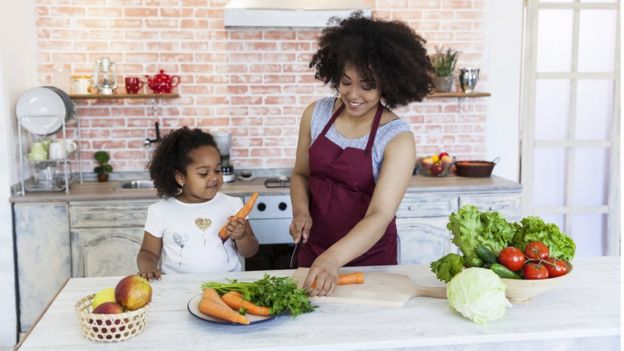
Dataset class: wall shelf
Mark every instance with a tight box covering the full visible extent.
[426,92,491,99]
[68,93,180,100]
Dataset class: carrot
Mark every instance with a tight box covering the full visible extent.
[218,192,259,241]
[222,291,271,316]
[311,272,365,289]
[198,297,250,325]
[202,288,231,309]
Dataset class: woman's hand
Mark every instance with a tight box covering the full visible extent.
[226,217,248,240]
[138,267,162,281]
[290,214,313,244]
[304,253,340,297]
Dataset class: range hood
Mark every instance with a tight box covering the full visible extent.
[224,0,371,28]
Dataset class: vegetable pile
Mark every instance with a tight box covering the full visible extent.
[201,274,315,318]
[431,205,576,283]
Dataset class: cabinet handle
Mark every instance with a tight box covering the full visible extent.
[408,205,414,211]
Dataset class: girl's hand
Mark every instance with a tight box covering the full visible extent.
[290,214,313,244]
[139,267,162,281]
[227,217,248,240]
[304,253,339,297]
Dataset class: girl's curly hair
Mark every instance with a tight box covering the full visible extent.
[310,12,433,109]
[148,127,218,198]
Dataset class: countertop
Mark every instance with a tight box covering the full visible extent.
[17,257,620,350]
[10,175,521,203]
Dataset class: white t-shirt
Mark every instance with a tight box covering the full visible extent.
[144,192,244,274]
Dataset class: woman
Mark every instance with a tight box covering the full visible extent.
[289,13,433,296]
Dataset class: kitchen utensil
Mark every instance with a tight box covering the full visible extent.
[75,294,149,342]
[145,69,180,94]
[455,157,499,177]
[93,57,118,95]
[49,139,77,160]
[28,142,47,161]
[124,77,144,94]
[291,268,446,307]
[502,265,573,303]
[16,87,66,135]
[186,294,280,325]
[459,68,480,93]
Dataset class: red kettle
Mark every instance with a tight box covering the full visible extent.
[145,69,180,94]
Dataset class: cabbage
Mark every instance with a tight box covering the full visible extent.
[446,268,511,325]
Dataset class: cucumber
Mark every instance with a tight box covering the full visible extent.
[475,245,498,265]
[466,256,484,268]
[490,263,521,279]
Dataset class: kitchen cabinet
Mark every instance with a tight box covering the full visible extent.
[69,200,154,277]
[13,203,71,333]
[396,188,522,265]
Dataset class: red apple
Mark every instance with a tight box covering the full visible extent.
[92,301,124,314]
[430,162,445,176]
[438,152,449,159]
[115,275,152,311]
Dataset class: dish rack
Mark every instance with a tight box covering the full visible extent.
[17,114,82,194]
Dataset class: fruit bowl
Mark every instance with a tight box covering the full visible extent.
[502,265,573,303]
[75,294,149,342]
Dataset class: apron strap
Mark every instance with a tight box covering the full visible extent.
[319,101,345,137]
[364,103,384,155]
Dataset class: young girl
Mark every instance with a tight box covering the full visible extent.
[137,127,259,280]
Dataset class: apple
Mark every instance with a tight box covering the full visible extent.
[92,287,116,309]
[92,301,124,314]
[115,275,152,311]
[440,155,452,166]
[438,152,449,159]
[430,161,444,176]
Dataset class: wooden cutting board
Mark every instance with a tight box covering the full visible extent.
[291,268,447,308]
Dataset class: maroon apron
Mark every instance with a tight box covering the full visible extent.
[297,101,398,267]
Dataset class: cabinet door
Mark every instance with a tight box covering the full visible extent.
[14,203,71,332]
[459,193,522,221]
[396,217,455,265]
[71,227,144,277]
[397,193,458,218]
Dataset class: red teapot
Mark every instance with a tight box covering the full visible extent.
[145,69,180,94]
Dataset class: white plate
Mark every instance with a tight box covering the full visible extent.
[187,293,279,325]
[16,87,66,135]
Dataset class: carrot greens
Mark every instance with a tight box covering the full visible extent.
[201,274,314,316]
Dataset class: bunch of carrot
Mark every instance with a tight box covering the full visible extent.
[198,288,271,325]
[218,192,259,241]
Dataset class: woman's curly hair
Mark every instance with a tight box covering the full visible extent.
[148,127,218,198]
[310,12,433,109]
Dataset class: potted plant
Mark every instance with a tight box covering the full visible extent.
[430,47,459,93]
[93,150,113,182]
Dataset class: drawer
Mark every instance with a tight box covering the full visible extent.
[459,194,522,220]
[69,200,155,228]
[396,193,458,218]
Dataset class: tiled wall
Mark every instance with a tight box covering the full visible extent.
[35,0,487,172]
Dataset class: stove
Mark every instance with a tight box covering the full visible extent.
[264,176,290,188]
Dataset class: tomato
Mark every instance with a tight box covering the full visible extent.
[524,241,549,260]
[522,262,549,279]
[498,247,525,271]
[544,258,569,277]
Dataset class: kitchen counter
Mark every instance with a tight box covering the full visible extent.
[17,257,620,350]
[9,175,521,203]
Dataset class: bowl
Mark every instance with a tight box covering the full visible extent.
[75,294,149,342]
[455,157,499,177]
[502,265,572,303]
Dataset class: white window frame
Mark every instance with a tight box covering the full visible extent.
[520,0,620,255]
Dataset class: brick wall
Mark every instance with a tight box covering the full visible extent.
[35,0,487,172]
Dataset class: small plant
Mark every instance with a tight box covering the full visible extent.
[430,47,459,77]
[93,150,113,181]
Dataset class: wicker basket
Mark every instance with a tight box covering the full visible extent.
[455,158,499,177]
[75,294,149,342]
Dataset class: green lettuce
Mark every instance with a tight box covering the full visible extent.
[511,216,576,261]
[447,267,511,325]
[447,205,515,265]
[430,253,464,283]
